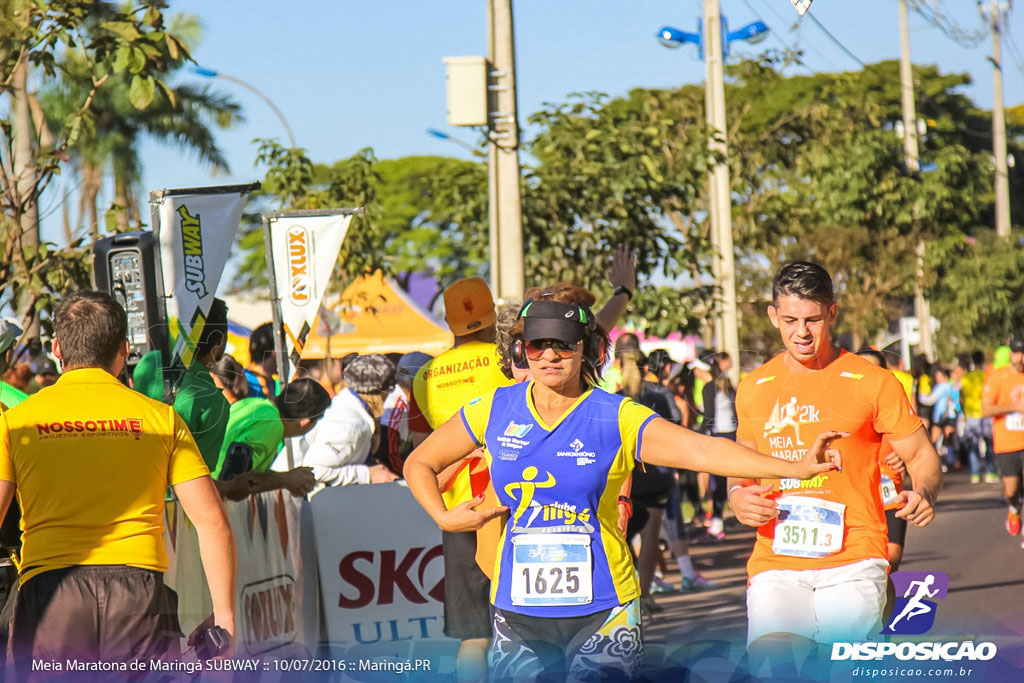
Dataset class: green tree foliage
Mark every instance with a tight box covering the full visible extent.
[723,58,996,354]
[930,233,1024,356]
[243,58,1020,352]
[37,13,242,238]
[0,1,196,345]
[523,91,710,333]
[235,143,489,302]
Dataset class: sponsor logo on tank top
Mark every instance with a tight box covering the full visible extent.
[555,437,597,465]
[504,466,595,533]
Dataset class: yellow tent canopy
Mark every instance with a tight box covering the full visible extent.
[300,270,454,359]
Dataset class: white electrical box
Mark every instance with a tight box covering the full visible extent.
[443,56,488,127]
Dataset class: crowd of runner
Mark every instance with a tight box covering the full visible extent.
[0,255,1022,680]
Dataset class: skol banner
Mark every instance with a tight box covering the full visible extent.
[310,483,455,652]
[266,210,355,366]
[153,184,258,372]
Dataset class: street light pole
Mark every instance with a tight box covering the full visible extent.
[192,66,298,149]
[898,0,936,362]
[982,0,1013,239]
[703,0,740,382]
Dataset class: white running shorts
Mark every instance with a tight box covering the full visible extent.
[746,557,888,645]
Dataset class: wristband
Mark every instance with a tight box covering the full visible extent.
[727,485,743,499]
[613,284,633,301]
[617,495,632,518]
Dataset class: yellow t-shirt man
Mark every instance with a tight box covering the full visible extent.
[0,368,210,584]
[410,341,513,506]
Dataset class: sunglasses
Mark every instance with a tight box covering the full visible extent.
[524,339,579,361]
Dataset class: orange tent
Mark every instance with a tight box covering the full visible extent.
[300,270,454,359]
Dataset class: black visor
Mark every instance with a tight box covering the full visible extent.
[520,300,590,344]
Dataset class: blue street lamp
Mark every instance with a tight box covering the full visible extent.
[657,18,769,58]
[426,128,485,157]
[656,10,769,383]
[191,66,298,149]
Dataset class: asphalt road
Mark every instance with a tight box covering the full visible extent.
[639,469,1024,680]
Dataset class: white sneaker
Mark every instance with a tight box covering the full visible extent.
[708,517,725,536]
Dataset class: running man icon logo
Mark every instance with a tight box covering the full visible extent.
[881,571,949,635]
[570,438,584,452]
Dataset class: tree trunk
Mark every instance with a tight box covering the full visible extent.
[62,190,73,246]
[851,330,864,353]
[80,163,102,241]
[12,52,38,249]
[113,174,130,232]
[12,51,41,340]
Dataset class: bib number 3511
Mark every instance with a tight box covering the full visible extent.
[772,496,846,559]
[510,533,592,606]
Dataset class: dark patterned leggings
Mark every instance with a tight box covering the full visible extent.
[489,598,642,682]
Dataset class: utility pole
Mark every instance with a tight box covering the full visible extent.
[898,0,935,362]
[703,0,740,381]
[487,0,525,300]
[485,1,500,297]
[983,0,1013,238]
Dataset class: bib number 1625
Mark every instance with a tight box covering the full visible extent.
[519,566,580,596]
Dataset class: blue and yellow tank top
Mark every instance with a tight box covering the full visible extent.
[460,382,657,617]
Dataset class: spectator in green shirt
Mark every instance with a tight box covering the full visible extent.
[209,356,330,501]
[0,319,28,409]
[132,299,230,470]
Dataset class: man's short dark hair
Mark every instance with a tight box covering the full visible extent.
[275,378,332,422]
[55,291,128,369]
[195,298,228,357]
[772,261,834,306]
[249,322,276,363]
[971,350,985,368]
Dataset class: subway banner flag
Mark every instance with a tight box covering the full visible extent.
[266,210,355,367]
[154,184,257,374]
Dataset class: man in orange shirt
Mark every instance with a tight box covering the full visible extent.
[727,261,942,668]
[981,338,1024,543]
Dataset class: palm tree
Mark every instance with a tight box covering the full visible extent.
[38,12,243,239]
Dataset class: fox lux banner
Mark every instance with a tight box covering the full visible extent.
[164,489,320,658]
[153,184,257,373]
[265,210,355,367]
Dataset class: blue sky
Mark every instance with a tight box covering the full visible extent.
[39,1,1024,243]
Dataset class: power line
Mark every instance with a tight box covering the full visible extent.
[755,0,837,68]
[738,0,816,73]
[909,0,987,49]
[1004,24,1024,81]
[739,0,795,52]
[804,10,866,66]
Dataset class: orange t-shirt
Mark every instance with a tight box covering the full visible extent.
[982,365,1024,454]
[735,350,923,578]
